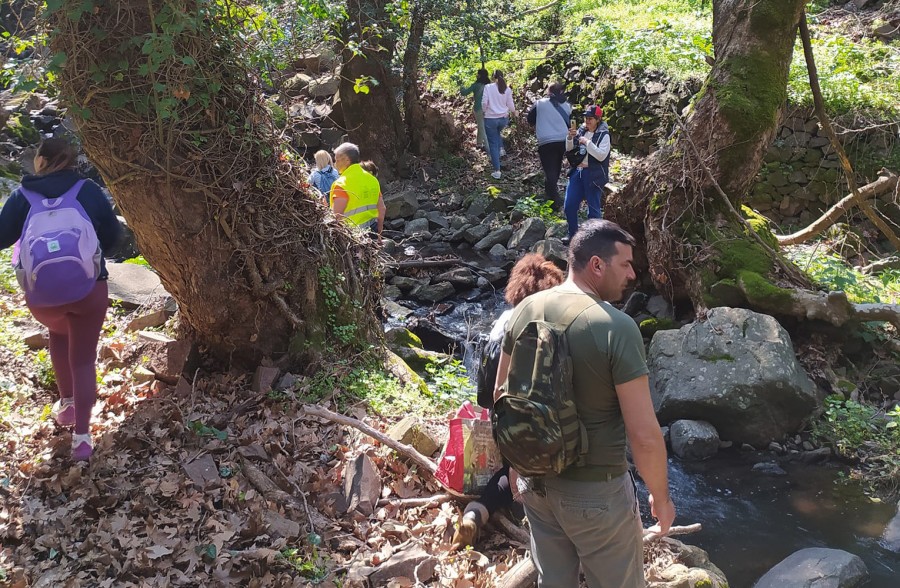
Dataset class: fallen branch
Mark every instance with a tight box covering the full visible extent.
[491,512,530,545]
[498,524,703,588]
[376,494,455,508]
[388,258,465,270]
[241,458,330,533]
[798,12,900,251]
[301,404,469,499]
[861,255,900,275]
[775,171,898,246]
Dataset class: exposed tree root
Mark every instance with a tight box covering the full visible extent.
[736,277,900,329]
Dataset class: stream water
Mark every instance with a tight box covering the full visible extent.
[392,279,900,587]
[644,456,900,587]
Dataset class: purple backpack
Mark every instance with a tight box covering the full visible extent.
[15,180,101,307]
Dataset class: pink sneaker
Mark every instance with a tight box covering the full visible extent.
[52,398,75,427]
[72,434,93,462]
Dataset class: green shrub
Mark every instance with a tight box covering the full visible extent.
[784,246,899,304]
[513,195,561,224]
[813,395,900,497]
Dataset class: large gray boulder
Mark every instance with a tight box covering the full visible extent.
[384,189,419,219]
[753,548,868,588]
[649,307,819,446]
[474,226,513,251]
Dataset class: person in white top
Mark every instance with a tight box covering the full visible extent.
[564,105,611,239]
[481,70,517,179]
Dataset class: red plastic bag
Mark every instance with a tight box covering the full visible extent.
[435,401,502,494]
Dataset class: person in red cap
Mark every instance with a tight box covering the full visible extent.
[564,105,610,239]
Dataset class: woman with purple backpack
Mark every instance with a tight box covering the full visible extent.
[0,139,120,461]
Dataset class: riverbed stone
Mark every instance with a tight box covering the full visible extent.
[649,307,820,446]
[753,547,868,588]
[751,461,787,476]
[670,420,719,461]
[474,226,514,251]
[489,243,507,259]
[411,281,455,303]
[404,217,430,236]
[650,539,729,588]
[463,224,491,244]
[545,221,568,239]
[418,241,454,257]
[507,217,546,250]
[531,238,567,267]
[435,267,477,289]
[425,211,449,229]
[384,189,419,219]
[390,276,428,292]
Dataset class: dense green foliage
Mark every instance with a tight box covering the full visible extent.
[785,245,900,304]
[814,395,900,497]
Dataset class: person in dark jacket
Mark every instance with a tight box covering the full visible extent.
[452,253,564,550]
[0,138,121,461]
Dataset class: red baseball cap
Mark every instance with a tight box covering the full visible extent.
[583,105,603,119]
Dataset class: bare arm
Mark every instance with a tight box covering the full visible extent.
[376,192,386,236]
[331,197,348,216]
[616,375,675,533]
[493,351,511,405]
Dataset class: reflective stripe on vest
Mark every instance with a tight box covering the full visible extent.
[329,164,380,227]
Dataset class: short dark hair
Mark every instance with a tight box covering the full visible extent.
[567,219,636,271]
[548,82,564,96]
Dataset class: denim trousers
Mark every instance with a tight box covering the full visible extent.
[484,116,508,172]
[564,166,605,238]
[521,473,644,588]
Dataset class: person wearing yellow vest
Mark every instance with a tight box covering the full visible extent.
[329,142,386,239]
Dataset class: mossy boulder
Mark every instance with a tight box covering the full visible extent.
[640,317,678,338]
[741,205,779,250]
[385,327,424,350]
[5,113,41,146]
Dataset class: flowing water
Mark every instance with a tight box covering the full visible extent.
[637,456,900,587]
[393,283,900,587]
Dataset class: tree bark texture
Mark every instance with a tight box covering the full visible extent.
[49,1,383,367]
[340,0,406,178]
[609,0,808,306]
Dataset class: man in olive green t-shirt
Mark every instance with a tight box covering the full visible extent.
[494,219,675,588]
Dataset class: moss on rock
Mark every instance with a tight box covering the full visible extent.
[639,317,678,338]
[737,270,794,309]
[740,205,779,250]
[713,237,773,279]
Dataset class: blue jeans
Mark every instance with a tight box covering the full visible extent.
[520,473,644,588]
[484,116,507,172]
[564,166,605,238]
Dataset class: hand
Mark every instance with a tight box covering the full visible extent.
[578,136,589,146]
[649,493,675,535]
[568,128,577,138]
[509,468,524,503]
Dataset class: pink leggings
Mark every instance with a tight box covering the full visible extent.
[29,281,108,435]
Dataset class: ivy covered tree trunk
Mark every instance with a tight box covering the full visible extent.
[48,1,383,367]
[609,0,811,310]
[340,0,406,178]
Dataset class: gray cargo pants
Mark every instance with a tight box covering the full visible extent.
[521,472,644,588]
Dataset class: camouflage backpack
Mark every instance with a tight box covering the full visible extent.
[491,298,593,477]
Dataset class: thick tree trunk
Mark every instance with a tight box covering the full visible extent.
[609,0,810,307]
[402,0,427,147]
[340,0,406,178]
[49,1,383,367]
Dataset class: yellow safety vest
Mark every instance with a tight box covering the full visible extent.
[329,164,381,227]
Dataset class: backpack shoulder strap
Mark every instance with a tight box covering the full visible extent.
[17,180,87,210]
[549,101,570,127]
